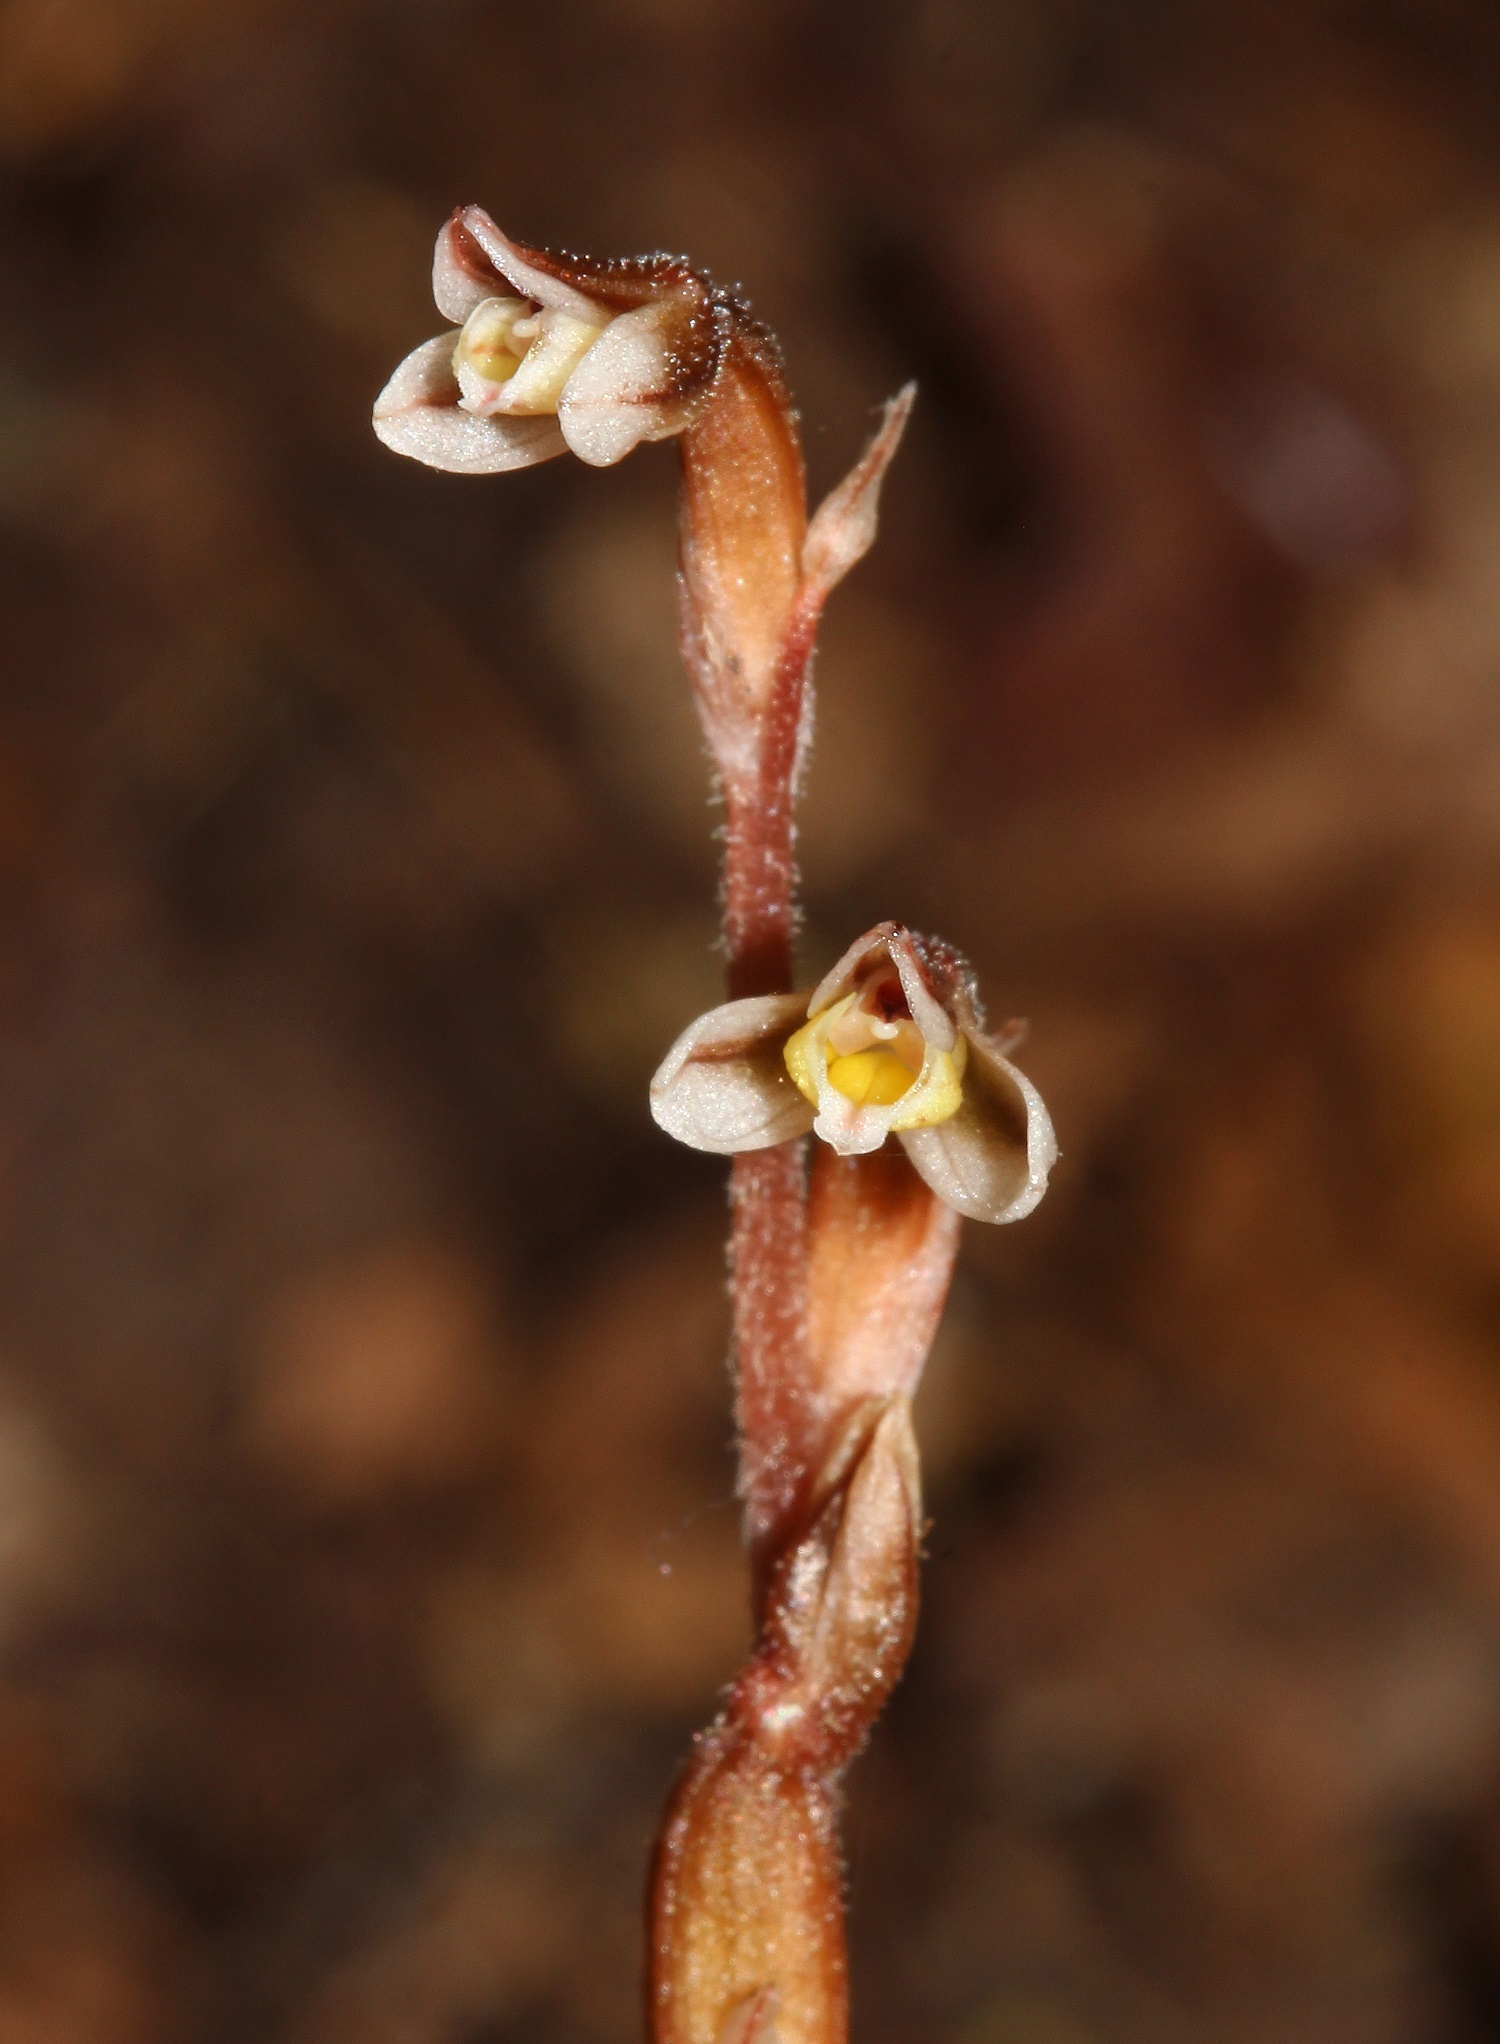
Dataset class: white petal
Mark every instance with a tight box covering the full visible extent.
[433,215,507,323]
[373,336,567,474]
[786,995,905,1156]
[898,1031,1056,1224]
[498,308,608,417]
[811,1084,898,1157]
[458,206,605,322]
[557,303,697,467]
[650,993,814,1155]
[887,928,957,1052]
[804,922,956,1055]
[806,923,899,1018]
[374,332,459,411]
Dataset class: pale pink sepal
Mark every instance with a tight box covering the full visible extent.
[558,301,704,468]
[432,215,507,323]
[800,383,916,603]
[898,1032,1057,1224]
[808,1080,892,1159]
[372,335,567,474]
[650,992,814,1155]
[808,919,956,1053]
[457,205,605,323]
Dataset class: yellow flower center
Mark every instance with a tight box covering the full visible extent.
[826,1046,917,1107]
[454,297,534,386]
[453,297,610,416]
[783,970,967,1133]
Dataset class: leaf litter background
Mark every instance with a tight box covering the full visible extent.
[4,1,1500,2040]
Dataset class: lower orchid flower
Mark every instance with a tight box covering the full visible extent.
[650,922,1057,1224]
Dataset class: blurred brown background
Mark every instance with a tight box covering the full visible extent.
[3,0,1500,2039]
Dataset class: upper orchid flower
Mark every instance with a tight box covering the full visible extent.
[650,923,1057,1224]
[373,206,732,474]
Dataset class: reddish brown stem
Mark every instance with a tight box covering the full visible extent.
[729,1145,809,1597]
[660,348,929,2044]
[721,592,825,1594]
[649,1398,921,2044]
[721,594,821,1004]
[720,782,795,1002]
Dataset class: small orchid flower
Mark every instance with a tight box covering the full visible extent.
[651,923,1057,1224]
[373,205,731,473]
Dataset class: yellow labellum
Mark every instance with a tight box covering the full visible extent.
[826,1048,914,1107]
[454,298,531,385]
[782,1013,822,1104]
[889,1039,965,1130]
[784,1011,967,1132]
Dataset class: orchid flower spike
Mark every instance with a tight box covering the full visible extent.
[651,923,1057,1224]
[373,206,734,474]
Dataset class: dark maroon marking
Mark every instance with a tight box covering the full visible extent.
[865,974,910,1024]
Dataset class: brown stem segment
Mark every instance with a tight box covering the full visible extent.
[721,585,830,1594]
[659,334,932,2044]
[730,1145,810,1595]
[720,590,822,1003]
[678,328,823,1588]
[679,331,817,1601]
[651,1740,845,2044]
[649,1400,922,2044]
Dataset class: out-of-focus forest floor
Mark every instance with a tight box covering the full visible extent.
[4,1,1500,2039]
